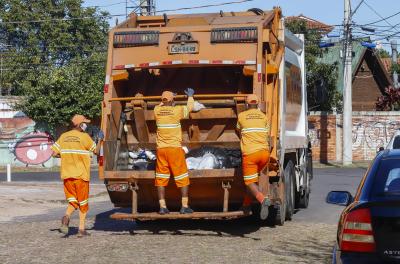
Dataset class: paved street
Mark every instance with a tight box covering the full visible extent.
[0,167,367,224]
[0,167,367,264]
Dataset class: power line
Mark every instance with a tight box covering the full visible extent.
[363,1,394,27]
[0,0,257,24]
[154,0,254,13]
[358,10,400,26]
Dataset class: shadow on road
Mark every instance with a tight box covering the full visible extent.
[92,208,265,240]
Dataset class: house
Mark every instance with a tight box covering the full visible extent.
[318,42,392,111]
[285,14,334,34]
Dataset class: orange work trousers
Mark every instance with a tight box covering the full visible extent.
[155,147,189,188]
[63,178,89,213]
[242,150,270,185]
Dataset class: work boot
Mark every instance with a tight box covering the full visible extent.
[77,230,91,238]
[180,207,194,214]
[158,207,170,215]
[260,197,271,220]
[59,215,70,235]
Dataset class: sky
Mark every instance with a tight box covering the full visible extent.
[84,0,400,49]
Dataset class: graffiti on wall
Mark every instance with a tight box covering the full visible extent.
[0,118,54,166]
[308,115,400,161]
[353,119,400,160]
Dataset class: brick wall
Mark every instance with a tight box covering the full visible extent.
[309,112,400,162]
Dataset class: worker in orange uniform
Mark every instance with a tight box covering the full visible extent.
[51,114,102,237]
[236,94,271,220]
[154,89,194,214]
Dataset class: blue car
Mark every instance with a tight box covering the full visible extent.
[327,150,400,264]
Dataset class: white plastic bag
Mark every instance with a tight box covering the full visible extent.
[192,101,206,112]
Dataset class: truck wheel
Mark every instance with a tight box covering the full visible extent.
[267,198,285,226]
[284,161,295,220]
[298,172,310,208]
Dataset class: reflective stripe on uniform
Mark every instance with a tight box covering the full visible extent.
[156,123,181,129]
[60,149,91,155]
[241,128,269,133]
[67,197,78,203]
[183,106,189,118]
[52,142,61,152]
[243,173,259,180]
[89,143,96,152]
[155,173,170,179]
[174,172,189,181]
[79,199,89,206]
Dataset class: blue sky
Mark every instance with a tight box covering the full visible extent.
[84,0,400,49]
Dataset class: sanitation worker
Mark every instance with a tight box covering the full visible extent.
[236,94,271,220]
[154,89,194,214]
[51,114,103,237]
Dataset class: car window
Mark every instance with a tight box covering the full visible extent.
[385,168,400,193]
[372,158,400,198]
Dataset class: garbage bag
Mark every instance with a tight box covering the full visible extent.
[192,101,206,112]
[186,153,219,170]
[186,146,242,169]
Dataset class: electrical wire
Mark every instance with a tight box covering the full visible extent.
[0,0,257,24]
[154,0,254,13]
[357,9,400,27]
[363,1,395,27]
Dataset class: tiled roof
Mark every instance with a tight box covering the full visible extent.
[285,14,334,33]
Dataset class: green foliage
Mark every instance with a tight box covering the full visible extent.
[0,0,109,132]
[285,19,340,111]
[391,63,400,75]
[377,49,390,59]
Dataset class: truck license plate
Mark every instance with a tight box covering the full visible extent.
[169,43,198,54]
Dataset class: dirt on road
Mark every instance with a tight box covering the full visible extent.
[0,183,336,264]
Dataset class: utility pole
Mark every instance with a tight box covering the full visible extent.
[127,1,156,17]
[342,0,353,165]
[391,40,399,89]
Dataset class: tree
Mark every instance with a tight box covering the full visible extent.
[285,19,340,111]
[377,49,390,58]
[0,0,109,132]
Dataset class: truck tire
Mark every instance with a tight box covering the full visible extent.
[284,161,295,220]
[267,198,285,226]
[297,171,310,208]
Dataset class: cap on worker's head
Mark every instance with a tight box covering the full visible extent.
[161,91,174,102]
[246,94,259,105]
[71,114,91,126]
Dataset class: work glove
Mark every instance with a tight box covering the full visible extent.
[184,88,195,97]
[97,130,105,141]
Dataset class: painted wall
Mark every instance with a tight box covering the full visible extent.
[309,112,400,162]
[0,97,57,167]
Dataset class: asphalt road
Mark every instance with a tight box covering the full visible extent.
[1,167,367,224]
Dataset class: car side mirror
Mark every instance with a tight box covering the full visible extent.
[377,146,384,153]
[326,191,353,206]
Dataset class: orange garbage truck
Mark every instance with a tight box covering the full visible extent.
[99,7,313,225]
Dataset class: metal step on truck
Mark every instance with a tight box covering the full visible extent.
[99,7,313,225]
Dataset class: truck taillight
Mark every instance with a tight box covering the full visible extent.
[113,31,159,48]
[340,208,376,253]
[211,27,257,43]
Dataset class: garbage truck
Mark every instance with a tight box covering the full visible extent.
[99,7,313,225]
